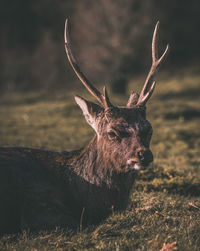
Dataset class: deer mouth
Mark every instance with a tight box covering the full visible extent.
[127,162,145,171]
[126,159,148,171]
[132,163,142,170]
[126,150,153,171]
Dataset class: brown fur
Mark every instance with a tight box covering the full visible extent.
[0,102,153,234]
[0,20,168,234]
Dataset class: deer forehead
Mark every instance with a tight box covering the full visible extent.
[105,107,146,123]
[107,120,150,132]
[104,113,150,134]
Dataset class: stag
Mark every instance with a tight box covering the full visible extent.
[0,20,168,234]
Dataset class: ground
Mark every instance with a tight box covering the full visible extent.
[0,70,200,250]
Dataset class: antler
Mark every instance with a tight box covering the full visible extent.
[64,19,113,109]
[137,21,169,106]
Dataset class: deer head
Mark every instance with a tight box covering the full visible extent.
[64,20,169,173]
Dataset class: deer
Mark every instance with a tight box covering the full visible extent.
[0,19,168,235]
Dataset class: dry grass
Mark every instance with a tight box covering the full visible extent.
[0,71,200,250]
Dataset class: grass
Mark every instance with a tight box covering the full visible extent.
[0,71,200,250]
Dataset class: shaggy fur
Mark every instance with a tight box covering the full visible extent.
[0,19,169,235]
[0,101,154,234]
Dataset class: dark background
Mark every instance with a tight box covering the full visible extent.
[0,0,199,93]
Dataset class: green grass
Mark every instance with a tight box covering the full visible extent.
[0,72,200,250]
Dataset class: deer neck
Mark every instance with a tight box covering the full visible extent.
[68,135,103,185]
[68,134,134,189]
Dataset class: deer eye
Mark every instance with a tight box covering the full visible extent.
[119,131,130,138]
[107,130,118,139]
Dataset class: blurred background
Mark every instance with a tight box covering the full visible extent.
[0,2,200,250]
[0,0,199,94]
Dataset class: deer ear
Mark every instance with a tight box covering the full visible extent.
[74,96,102,133]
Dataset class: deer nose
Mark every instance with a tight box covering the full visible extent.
[137,149,153,166]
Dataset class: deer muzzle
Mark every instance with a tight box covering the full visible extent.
[126,149,153,170]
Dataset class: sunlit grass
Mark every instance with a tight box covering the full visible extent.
[0,72,200,250]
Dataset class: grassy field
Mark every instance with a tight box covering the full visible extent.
[0,71,200,250]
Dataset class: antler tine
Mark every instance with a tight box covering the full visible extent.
[152,21,159,63]
[64,19,108,107]
[103,86,113,109]
[139,81,156,105]
[137,21,169,106]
